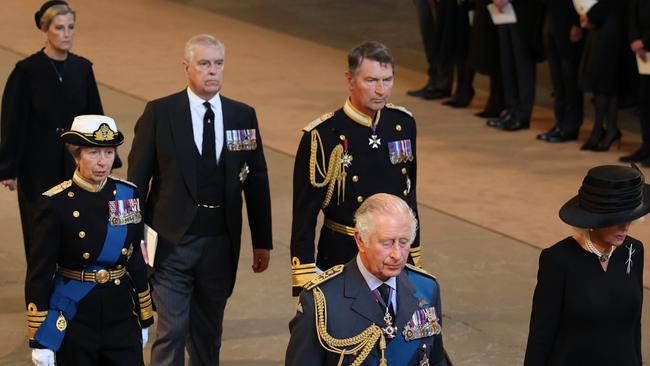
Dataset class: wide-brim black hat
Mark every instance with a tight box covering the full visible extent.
[34,1,68,29]
[60,115,124,147]
[559,165,650,228]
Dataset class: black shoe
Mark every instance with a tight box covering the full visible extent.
[443,90,475,108]
[486,112,513,128]
[592,130,622,152]
[423,89,451,100]
[545,130,579,143]
[536,124,561,141]
[619,146,650,162]
[407,83,435,98]
[581,128,606,151]
[475,109,502,118]
[502,118,530,131]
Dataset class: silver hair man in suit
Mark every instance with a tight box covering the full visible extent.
[128,34,273,366]
[286,193,449,366]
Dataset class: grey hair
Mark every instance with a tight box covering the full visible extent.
[354,193,417,245]
[347,41,395,76]
[39,4,76,31]
[65,143,82,159]
[184,34,225,62]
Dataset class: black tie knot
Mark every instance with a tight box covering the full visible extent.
[203,101,214,123]
[379,283,391,305]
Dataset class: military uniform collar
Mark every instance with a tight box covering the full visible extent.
[72,170,107,192]
[343,98,381,128]
[356,254,397,292]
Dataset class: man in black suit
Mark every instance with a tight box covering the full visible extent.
[127,34,272,366]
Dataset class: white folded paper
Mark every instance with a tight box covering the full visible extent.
[487,3,517,25]
[637,54,650,75]
[573,0,597,15]
[143,224,158,266]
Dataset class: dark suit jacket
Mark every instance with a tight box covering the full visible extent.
[286,260,447,366]
[542,0,581,55]
[629,0,650,45]
[127,90,272,293]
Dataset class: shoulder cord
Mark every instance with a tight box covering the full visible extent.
[309,130,344,208]
[313,287,387,366]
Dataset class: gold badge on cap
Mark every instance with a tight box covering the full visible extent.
[93,123,116,141]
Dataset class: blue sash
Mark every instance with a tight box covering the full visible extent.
[34,182,133,350]
[384,271,436,364]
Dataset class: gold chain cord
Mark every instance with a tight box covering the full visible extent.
[309,130,344,208]
[313,287,387,366]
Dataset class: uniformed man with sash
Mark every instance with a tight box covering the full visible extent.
[286,193,448,366]
[25,115,153,365]
[291,41,421,296]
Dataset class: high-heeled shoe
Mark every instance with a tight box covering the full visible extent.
[593,130,622,152]
[580,129,605,151]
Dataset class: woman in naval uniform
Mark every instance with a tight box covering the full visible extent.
[25,115,153,366]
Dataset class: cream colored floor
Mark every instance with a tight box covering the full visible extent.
[0,0,649,365]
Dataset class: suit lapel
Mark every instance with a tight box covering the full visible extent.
[169,91,198,201]
[395,270,418,330]
[345,261,386,327]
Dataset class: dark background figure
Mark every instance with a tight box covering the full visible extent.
[128,34,272,366]
[407,0,454,100]
[487,0,546,132]
[578,0,632,151]
[468,0,505,118]
[524,165,646,366]
[439,0,476,108]
[621,0,650,164]
[536,0,585,143]
[0,0,103,259]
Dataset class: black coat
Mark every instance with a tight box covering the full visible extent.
[127,91,273,295]
[524,237,643,366]
[25,176,153,349]
[629,0,650,44]
[511,0,547,62]
[290,100,420,296]
[431,0,472,61]
[469,0,501,75]
[0,50,103,199]
[541,0,581,56]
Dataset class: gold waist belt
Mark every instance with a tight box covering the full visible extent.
[57,266,126,284]
[324,218,355,237]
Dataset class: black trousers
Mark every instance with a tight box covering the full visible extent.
[544,24,584,134]
[498,24,536,121]
[56,282,144,365]
[413,0,453,92]
[16,183,36,259]
[150,234,233,366]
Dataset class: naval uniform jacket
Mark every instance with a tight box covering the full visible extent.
[291,99,420,296]
[127,90,272,294]
[286,260,447,366]
[25,175,153,348]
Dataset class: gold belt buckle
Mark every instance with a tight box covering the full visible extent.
[95,269,110,284]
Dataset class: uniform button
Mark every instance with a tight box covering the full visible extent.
[352,175,359,182]
[67,191,75,198]
[78,231,86,238]
[396,124,402,131]
[82,252,90,259]
[403,190,408,197]
[116,264,123,269]
[72,211,80,218]
[121,248,128,255]
[401,168,407,175]
[114,279,121,286]
[357,196,363,203]
[339,134,346,141]
[113,190,117,196]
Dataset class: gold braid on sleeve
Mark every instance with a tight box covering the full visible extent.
[309,130,344,208]
[313,287,387,366]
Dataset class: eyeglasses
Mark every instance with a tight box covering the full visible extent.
[196,59,225,71]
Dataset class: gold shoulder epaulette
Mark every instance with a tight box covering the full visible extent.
[405,263,436,280]
[304,264,344,290]
[303,112,335,132]
[42,180,72,197]
[385,103,413,117]
[109,175,137,188]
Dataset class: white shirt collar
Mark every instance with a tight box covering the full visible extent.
[186,87,220,109]
[356,254,397,292]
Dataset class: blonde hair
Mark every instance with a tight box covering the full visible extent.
[39,4,75,31]
[354,193,417,244]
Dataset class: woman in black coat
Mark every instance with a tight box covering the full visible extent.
[524,164,646,366]
[578,0,631,151]
[0,1,103,258]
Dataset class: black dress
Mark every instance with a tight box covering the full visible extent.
[524,236,644,366]
[0,49,103,257]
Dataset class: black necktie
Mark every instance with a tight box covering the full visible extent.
[378,283,396,319]
[202,101,216,165]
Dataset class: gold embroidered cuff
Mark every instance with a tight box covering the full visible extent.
[324,218,355,236]
[292,257,316,288]
[138,288,154,321]
[410,246,422,268]
[27,303,47,340]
